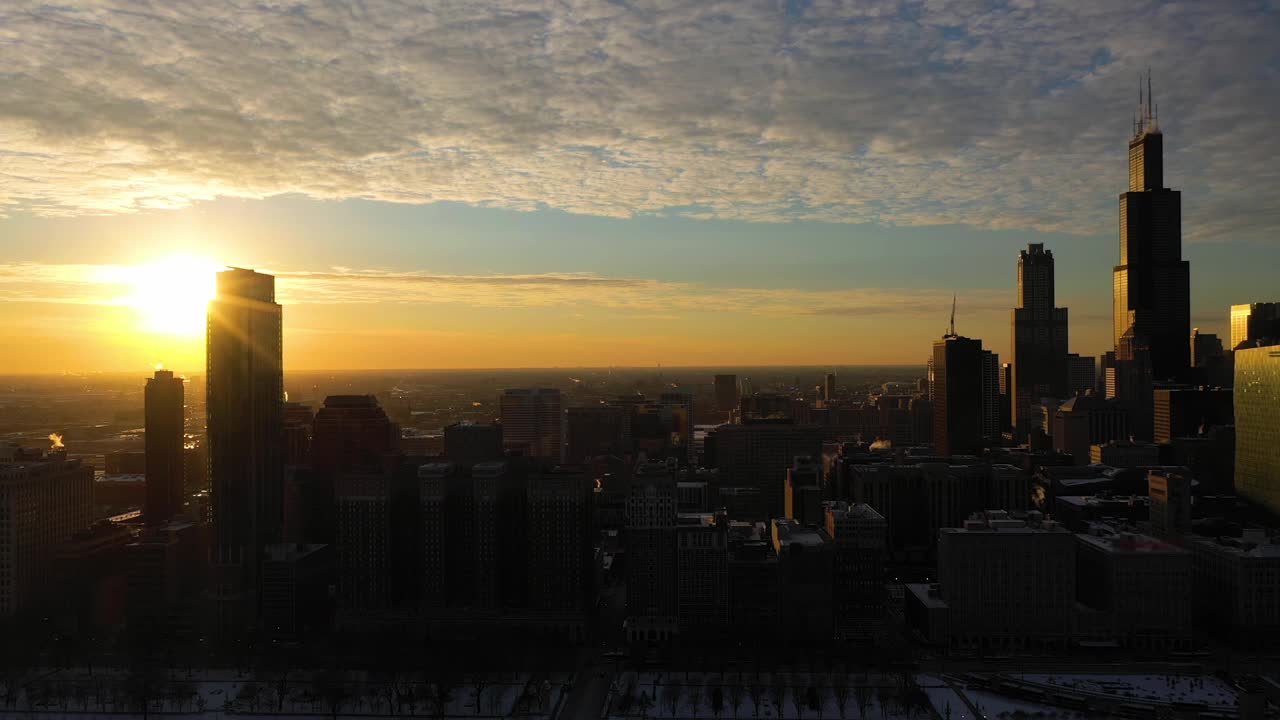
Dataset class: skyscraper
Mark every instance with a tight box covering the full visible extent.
[932,334,984,457]
[207,267,284,628]
[311,395,399,473]
[1113,79,1191,382]
[823,372,837,403]
[1011,243,1069,435]
[1235,343,1280,515]
[1067,354,1097,398]
[499,388,563,460]
[1230,302,1280,350]
[144,368,185,525]
[714,374,739,413]
[980,349,1002,442]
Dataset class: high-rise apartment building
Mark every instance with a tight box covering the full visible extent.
[499,389,563,460]
[145,369,185,525]
[1113,82,1191,383]
[823,372,837,403]
[207,267,283,628]
[1235,343,1280,514]
[932,335,985,456]
[1011,243,1069,434]
[1230,302,1280,350]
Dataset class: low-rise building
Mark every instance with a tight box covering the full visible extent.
[1074,530,1191,651]
[910,510,1075,652]
[1187,530,1280,645]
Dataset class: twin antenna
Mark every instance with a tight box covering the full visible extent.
[1133,68,1159,137]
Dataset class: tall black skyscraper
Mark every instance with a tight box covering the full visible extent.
[1011,243,1068,435]
[932,334,984,457]
[1113,78,1190,382]
[207,267,284,628]
[144,368,185,524]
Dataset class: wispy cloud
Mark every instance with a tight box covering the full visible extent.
[0,262,1009,321]
[0,1,1276,240]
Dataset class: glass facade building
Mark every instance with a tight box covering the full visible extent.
[1234,344,1280,515]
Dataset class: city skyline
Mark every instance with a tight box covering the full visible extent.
[2,2,1280,372]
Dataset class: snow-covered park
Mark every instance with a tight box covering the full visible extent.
[606,671,939,719]
[1018,673,1239,709]
[0,667,568,718]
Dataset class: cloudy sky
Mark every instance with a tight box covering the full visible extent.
[1,0,1278,372]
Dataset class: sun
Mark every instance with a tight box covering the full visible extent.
[121,256,221,336]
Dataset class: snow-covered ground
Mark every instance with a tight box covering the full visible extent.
[1017,673,1238,709]
[606,671,938,719]
[0,667,568,718]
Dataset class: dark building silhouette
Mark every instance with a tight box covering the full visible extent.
[727,521,779,645]
[772,518,833,646]
[714,420,823,519]
[312,395,399,473]
[932,335,985,456]
[1011,243,1069,435]
[145,368,185,525]
[980,349,1002,442]
[714,374,739,413]
[825,502,887,641]
[676,512,729,636]
[783,456,822,527]
[1067,354,1097,397]
[500,388,563,460]
[1113,80,1190,383]
[1190,329,1224,369]
[625,459,679,645]
[207,267,283,630]
[0,451,94,618]
[443,421,504,463]
[564,406,626,463]
[282,402,314,467]
[1051,394,1131,465]
[525,466,594,628]
[1153,387,1233,445]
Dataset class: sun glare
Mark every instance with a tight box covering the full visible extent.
[121,256,221,336]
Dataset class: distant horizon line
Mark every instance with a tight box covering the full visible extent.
[1,363,929,378]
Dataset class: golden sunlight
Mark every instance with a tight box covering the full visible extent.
[119,256,220,336]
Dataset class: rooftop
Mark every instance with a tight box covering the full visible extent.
[1078,531,1185,555]
[772,518,828,547]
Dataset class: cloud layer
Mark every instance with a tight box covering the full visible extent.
[0,262,1008,320]
[2,1,1277,239]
